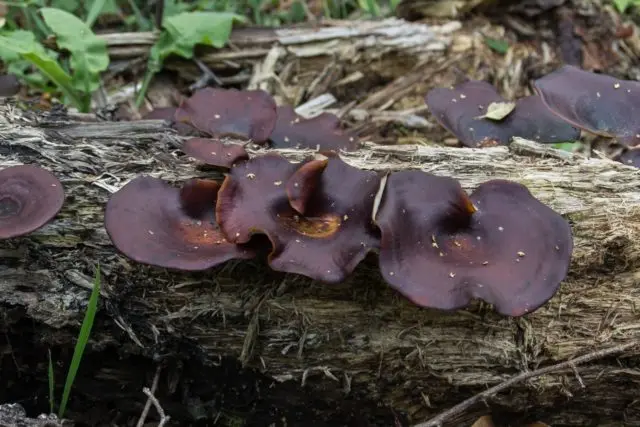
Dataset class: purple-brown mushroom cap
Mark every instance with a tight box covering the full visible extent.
[269,106,360,151]
[534,65,640,147]
[617,147,640,168]
[374,171,573,316]
[104,176,256,270]
[425,80,579,147]
[175,88,278,144]
[216,154,380,282]
[0,165,65,239]
[285,157,329,214]
[0,74,21,97]
[182,137,249,168]
[142,107,197,135]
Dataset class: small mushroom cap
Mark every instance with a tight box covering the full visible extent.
[0,165,65,239]
[142,107,197,135]
[0,74,21,97]
[175,88,278,143]
[425,80,579,147]
[269,106,360,151]
[104,176,255,270]
[617,147,640,168]
[182,137,249,168]
[375,171,573,316]
[534,65,640,147]
[285,157,329,214]
[216,154,380,283]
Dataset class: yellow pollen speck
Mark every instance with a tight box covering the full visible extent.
[614,83,621,89]
[274,181,282,186]
[343,214,349,221]
[517,251,525,257]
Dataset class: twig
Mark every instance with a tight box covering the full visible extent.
[412,341,639,427]
[142,387,170,427]
[136,365,163,427]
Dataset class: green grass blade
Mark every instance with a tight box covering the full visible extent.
[85,0,109,27]
[57,265,101,418]
[48,349,55,414]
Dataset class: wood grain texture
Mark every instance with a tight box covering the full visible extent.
[1,104,639,426]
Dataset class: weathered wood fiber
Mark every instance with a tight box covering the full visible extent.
[1,104,639,426]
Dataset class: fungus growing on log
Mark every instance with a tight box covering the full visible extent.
[534,65,640,147]
[182,138,249,168]
[373,171,573,316]
[175,88,278,143]
[142,107,196,135]
[269,106,360,151]
[0,74,20,97]
[617,148,640,168]
[216,153,380,283]
[0,165,64,239]
[104,176,256,270]
[425,80,580,147]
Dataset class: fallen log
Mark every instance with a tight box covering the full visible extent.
[1,103,640,426]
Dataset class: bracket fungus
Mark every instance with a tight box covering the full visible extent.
[182,137,249,168]
[617,148,640,168]
[269,106,360,151]
[104,176,256,271]
[425,80,580,147]
[0,74,20,97]
[142,107,196,136]
[216,153,380,283]
[175,88,278,144]
[534,65,640,147]
[0,165,65,239]
[374,171,573,316]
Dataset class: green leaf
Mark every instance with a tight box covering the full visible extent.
[613,0,632,13]
[51,0,81,12]
[85,0,111,28]
[484,37,509,54]
[58,265,101,418]
[0,33,81,107]
[40,7,109,96]
[136,11,244,107]
[552,142,577,152]
[0,30,39,63]
[160,11,246,60]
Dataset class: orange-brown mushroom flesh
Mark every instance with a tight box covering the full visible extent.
[104,176,256,270]
[216,154,380,282]
[375,171,573,316]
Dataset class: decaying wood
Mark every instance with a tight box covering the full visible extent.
[0,404,64,427]
[98,18,460,62]
[1,104,640,426]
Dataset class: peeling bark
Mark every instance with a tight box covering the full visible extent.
[1,105,640,426]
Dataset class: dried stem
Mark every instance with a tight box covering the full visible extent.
[412,341,640,427]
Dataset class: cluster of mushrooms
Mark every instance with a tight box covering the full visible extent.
[6,64,638,317]
[425,65,640,168]
[104,84,574,318]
